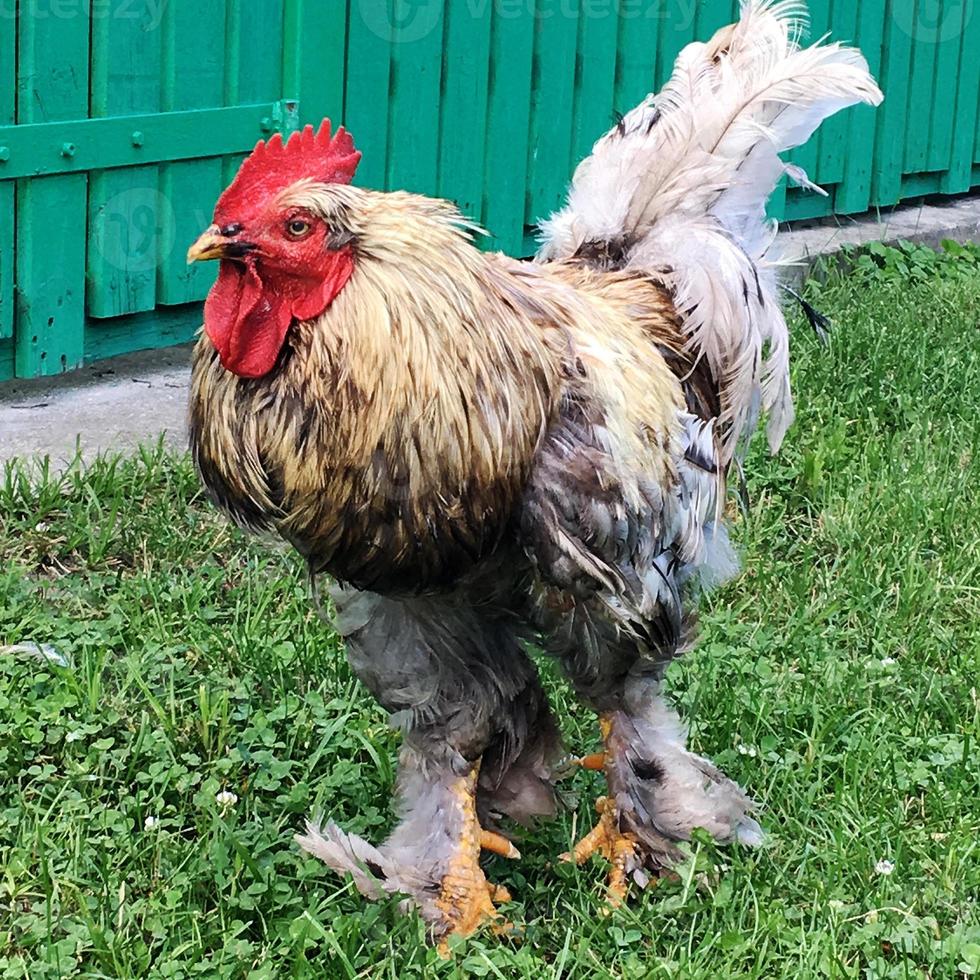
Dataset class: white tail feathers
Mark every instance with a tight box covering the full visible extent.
[537,0,882,460]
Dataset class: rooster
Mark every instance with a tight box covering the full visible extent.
[187,1,881,944]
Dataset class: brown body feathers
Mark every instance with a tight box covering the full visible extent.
[190,188,693,596]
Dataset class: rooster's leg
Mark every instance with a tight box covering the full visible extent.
[565,680,764,906]
[563,715,651,907]
[433,765,518,949]
[297,586,562,946]
[296,754,517,947]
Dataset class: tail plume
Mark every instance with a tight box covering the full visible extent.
[537,0,882,459]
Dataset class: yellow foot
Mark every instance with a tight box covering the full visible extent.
[436,768,519,955]
[561,796,639,908]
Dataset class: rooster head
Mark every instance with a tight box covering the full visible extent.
[188,119,362,378]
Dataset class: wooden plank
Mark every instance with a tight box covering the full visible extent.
[14,3,89,377]
[0,185,12,341]
[655,0,699,82]
[230,0,285,103]
[83,305,201,364]
[900,171,942,197]
[835,0,886,214]
[157,0,226,306]
[942,3,980,193]
[0,105,288,179]
[976,60,980,171]
[344,0,393,189]
[223,0,242,104]
[1,13,15,341]
[14,176,88,377]
[817,0,858,188]
[387,0,444,196]
[927,3,965,175]
[696,0,739,37]
[976,86,980,175]
[614,0,659,110]
[0,338,12,382]
[87,2,163,318]
[438,1,492,219]
[902,3,939,175]
[482,4,535,254]
[871,3,914,208]
[570,4,619,166]
[783,192,833,222]
[283,0,348,127]
[527,0,580,223]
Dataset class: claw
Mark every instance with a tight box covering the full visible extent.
[574,752,606,772]
[480,829,521,860]
[561,796,639,908]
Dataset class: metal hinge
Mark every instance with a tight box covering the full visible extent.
[267,100,302,137]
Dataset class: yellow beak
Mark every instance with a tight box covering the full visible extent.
[187,225,230,264]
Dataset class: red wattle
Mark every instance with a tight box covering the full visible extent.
[203,251,354,379]
[204,262,288,378]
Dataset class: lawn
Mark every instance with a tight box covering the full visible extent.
[2,245,980,978]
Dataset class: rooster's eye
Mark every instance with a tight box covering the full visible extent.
[286,218,312,239]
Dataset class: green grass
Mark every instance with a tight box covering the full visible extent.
[2,251,980,978]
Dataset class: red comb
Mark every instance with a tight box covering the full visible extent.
[214,119,361,219]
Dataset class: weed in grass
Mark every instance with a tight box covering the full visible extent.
[1,252,979,977]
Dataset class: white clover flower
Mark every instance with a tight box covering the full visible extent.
[880,657,897,667]
[215,790,239,808]
[737,744,758,757]
[874,859,895,876]
[144,815,159,830]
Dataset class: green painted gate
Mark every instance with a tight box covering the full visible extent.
[1,0,978,381]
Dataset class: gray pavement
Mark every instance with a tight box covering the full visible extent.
[777,193,980,283]
[2,194,980,466]
[0,345,192,467]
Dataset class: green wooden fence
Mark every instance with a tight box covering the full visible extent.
[1,0,977,381]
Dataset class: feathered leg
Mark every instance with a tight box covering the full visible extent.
[297,750,517,947]
[298,586,561,944]
[521,399,763,905]
[565,673,763,903]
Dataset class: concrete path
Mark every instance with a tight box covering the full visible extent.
[2,195,979,466]
[0,345,192,467]
[777,193,980,282]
